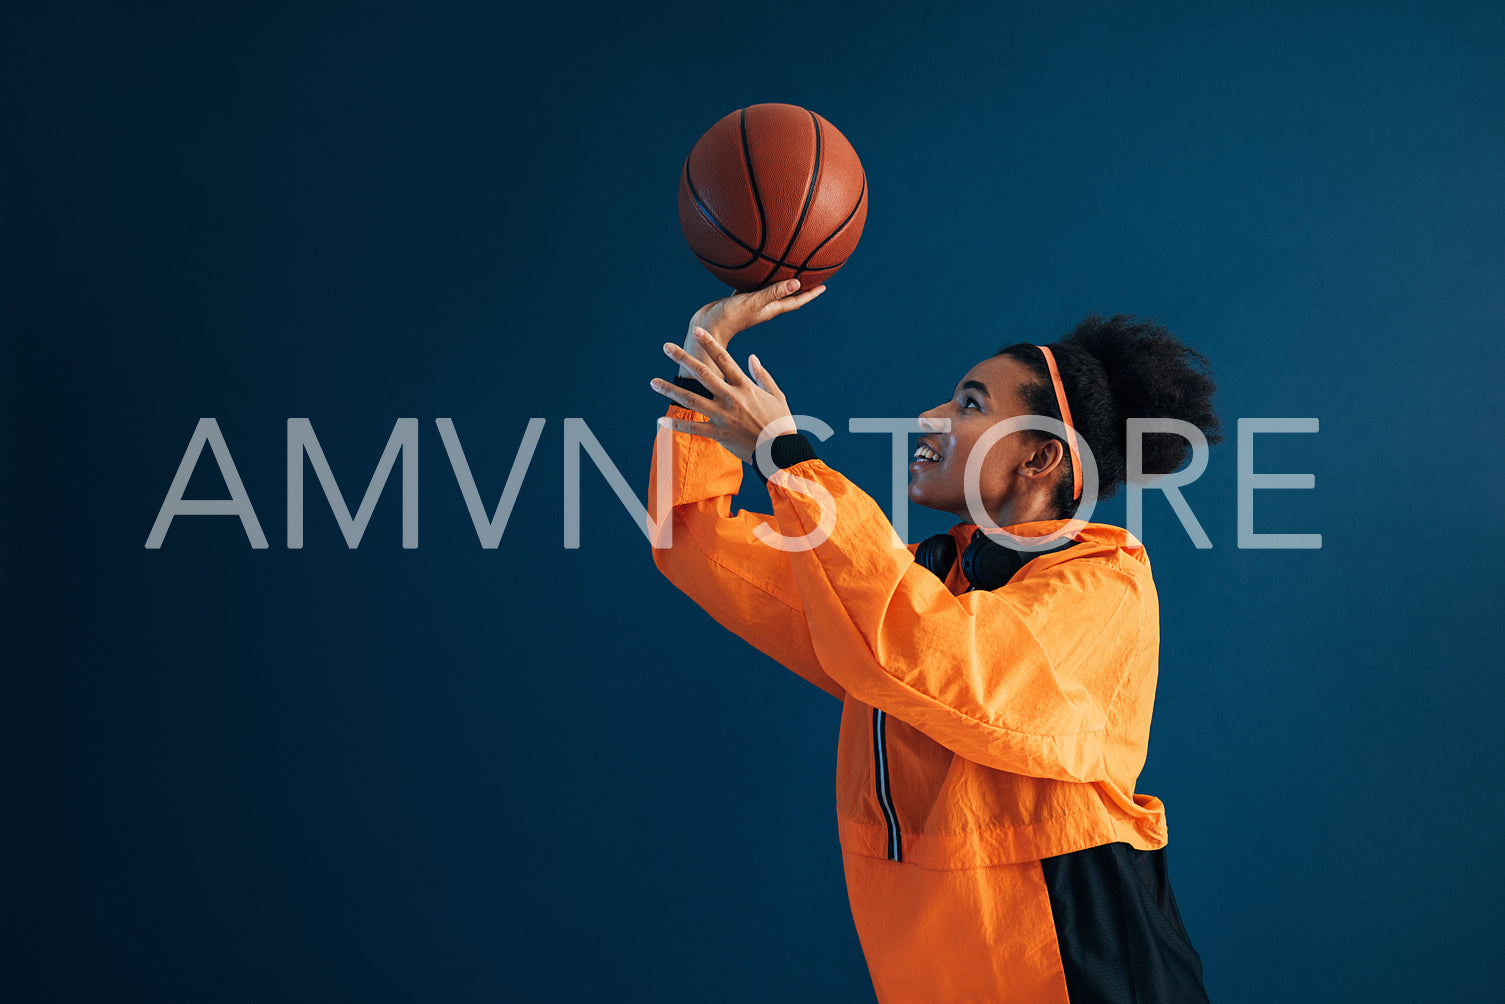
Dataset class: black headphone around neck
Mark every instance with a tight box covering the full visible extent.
[915,529,1079,592]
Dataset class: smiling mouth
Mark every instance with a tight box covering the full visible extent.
[912,443,944,463]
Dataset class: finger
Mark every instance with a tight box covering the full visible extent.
[767,283,826,316]
[664,338,729,389]
[747,353,781,397]
[724,281,780,307]
[648,375,715,413]
[735,278,801,312]
[763,277,803,302]
[692,327,748,385]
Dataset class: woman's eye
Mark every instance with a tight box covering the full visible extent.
[961,397,980,411]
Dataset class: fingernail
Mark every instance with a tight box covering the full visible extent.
[663,342,675,355]
[694,328,709,340]
[650,378,662,388]
[749,353,760,369]
[787,279,800,293]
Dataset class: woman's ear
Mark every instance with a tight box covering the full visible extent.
[1019,437,1065,480]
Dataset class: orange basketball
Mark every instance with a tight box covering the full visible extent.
[678,103,868,292]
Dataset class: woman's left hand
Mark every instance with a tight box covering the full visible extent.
[651,327,796,466]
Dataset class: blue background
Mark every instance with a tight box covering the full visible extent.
[5,1,1503,1001]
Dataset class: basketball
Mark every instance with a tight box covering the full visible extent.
[678,103,868,292]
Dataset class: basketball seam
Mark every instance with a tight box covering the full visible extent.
[739,108,768,256]
[691,243,854,275]
[683,159,762,269]
[758,109,822,288]
[692,167,864,276]
[680,109,772,271]
[793,169,867,276]
[689,172,863,274]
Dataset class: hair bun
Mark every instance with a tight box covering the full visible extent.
[1064,314,1220,480]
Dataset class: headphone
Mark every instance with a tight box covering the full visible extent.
[914,529,1079,591]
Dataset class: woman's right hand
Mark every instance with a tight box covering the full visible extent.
[676,279,827,378]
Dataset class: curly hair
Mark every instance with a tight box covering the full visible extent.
[997,314,1222,519]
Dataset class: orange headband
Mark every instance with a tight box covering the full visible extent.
[1036,345,1082,501]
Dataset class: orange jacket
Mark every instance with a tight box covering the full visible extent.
[648,402,1168,870]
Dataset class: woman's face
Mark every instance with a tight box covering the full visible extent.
[908,354,1065,524]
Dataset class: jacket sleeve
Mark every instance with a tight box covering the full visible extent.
[763,456,1149,782]
[648,402,845,701]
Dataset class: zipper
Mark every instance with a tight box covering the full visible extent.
[870,549,999,865]
[872,707,902,862]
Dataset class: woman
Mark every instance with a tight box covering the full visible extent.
[647,280,1218,1003]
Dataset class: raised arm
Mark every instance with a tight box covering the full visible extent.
[648,281,844,699]
[656,330,1157,783]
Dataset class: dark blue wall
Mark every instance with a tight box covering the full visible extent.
[5,2,1503,1001]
